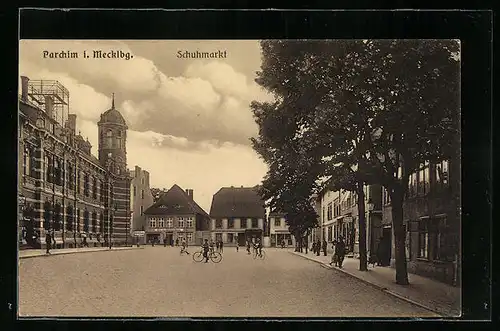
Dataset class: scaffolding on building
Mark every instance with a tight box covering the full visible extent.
[26,79,69,127]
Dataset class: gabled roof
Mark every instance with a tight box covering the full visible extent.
[144,184,209,217]
[210,186,266,219]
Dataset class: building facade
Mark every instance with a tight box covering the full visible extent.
[318,185,383,257]
[18,76,131,249]
[268,212,295,247]
[129,165,154,240]
[143,185,210,245]
[209,186,266,247]
[383,158,460,286]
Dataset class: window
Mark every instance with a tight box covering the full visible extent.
[327,203,333,220]
[141,177,144,185]
[187,218,193,228]
[383,188,391,205]
[274,218,281,227]
[227,233,234,243]
[149,218,156,228]
[251,218,258,228]
[106,130,113,148]
[187,233,193,242]
[408,172,418,197]
[77,171,81,194]
[99,213,104,233]
[43,201,51,229]
[45,154,53,183]
[178,217,185,228]
[158,218,165,228]
[328,226,333,241]
[66,206,73,231]
[67,164,74,190]
[83,209,89,232]
[141,189,144,199]
[418,219,429,259]
[215,233,222,242]
[240,218,247,229]
[228,218,234,228]
[417,162,430,195]
[92,211,97,232]
[23,147,31,176]
[53,203,61,231]
[92,177,97,199]
[133,185,136,196]
[84,173,90,197]
[166,218,173,228]
[215,219,223,228]
[322,207,325,222]
[436,160,449,186]
[140,205,143,216]
[54,158,62,185]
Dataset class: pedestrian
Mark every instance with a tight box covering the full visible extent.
[312,242,316,254]
[220,240,224,253]
[202,239,210,263]
[236,241,239,252]
[246,240,251,254]
[376,236,385,266]
[316,240,321,256]
[330,240,338,265]
[175,238,179,247]
[322,239,328,256]
[163,237,167,247]
[335,236,346,268]
[45,231,52,255]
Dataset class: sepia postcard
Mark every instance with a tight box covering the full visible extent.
[17,39,461,319]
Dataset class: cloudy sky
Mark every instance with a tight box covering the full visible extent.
[19,40,273,212]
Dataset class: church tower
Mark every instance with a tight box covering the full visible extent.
[98,94,128,175]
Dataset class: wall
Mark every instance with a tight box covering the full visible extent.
[130,166,154,233]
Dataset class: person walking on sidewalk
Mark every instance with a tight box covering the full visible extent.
[335,236,346,268]
[45,231,52,255]
[219,240,224,253]
[322,239,328,256]
[330,240,338,266]
[316,240,321,256]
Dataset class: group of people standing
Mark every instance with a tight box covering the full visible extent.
[312,240,328,256]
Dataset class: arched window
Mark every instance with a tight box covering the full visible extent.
[83,209,90,232]
[29,147,36,177]
[106,130,113,148]
[67,163,74,190]
[54,158,62,185]
[91,211,97,232]
[66,205,74,231]
[116,131,122,149]
[99,180,104,203]
[76,208,80,232]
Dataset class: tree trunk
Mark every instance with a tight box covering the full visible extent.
[391,187,410,285]
[304,236,308,254]
[356,182,368,271]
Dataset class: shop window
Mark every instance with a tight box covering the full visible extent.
[227,233,234,243]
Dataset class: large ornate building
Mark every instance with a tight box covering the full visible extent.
[18,76,132,249]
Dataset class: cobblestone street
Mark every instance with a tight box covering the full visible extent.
[18,247,439,318]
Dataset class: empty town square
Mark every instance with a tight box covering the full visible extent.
[19,247,439,318]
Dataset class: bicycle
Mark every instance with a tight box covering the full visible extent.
[192,249,223,263]
[253,248,266,260]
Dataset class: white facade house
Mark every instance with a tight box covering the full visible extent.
[268,212,295,247]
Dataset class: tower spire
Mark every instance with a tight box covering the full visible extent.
[112,93,115,109]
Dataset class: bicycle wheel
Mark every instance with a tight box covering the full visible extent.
[210,252,222,263]
[192,251,204,262]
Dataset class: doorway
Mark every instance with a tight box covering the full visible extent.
[238,233,246,246]
[380,227,392,266]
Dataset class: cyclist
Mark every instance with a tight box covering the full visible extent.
[202,239,210,263]
[180,238,190,255]
[254,238,263,257]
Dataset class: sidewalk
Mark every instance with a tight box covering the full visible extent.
[290,251,461,317]
[19,246,144,259]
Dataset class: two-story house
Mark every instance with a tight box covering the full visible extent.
[268,212,295,247]
[209,186,266,246]
[143,185,210,245]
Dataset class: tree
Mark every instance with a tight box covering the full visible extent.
[252,39,459,284]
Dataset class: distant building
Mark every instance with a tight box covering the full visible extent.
[209,186,266,246]
[268,212,295,247]
[129,166,154,242]
[143,185,210,245]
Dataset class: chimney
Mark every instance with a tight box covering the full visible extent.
[67,114,77,134]
[44,95,54,119]
[186,189,193,200]
[21,76,29,101]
